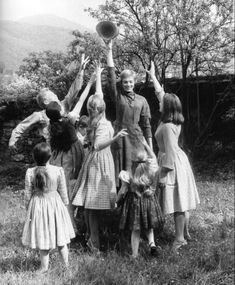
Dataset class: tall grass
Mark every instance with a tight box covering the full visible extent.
[0,162,234,285]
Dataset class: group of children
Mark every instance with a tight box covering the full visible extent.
[12,39,200,272]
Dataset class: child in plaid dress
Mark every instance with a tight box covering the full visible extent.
[22,143,75,272]
[72,62,127,250]
[119,139,164,258]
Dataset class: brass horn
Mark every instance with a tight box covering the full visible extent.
[96,21,119,41]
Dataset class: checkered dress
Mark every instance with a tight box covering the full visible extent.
[72,117,116,209]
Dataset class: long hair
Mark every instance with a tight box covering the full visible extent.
[46,101,77,151]
[32,143,51,193]
[86,94,106,133]
[131,151,156,191]
[161,93,184,125]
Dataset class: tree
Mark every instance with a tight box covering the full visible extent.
[166,0,233,81]
[87,0,233,83]
[86,0,178,82]
[17,50,76,100]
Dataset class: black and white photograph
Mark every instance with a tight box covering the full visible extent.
[0,0,234,284]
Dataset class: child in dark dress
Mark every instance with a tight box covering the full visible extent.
[118,139,164,258]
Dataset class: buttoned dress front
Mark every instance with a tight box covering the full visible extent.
[155,122,200,215]
[72,116,116,210]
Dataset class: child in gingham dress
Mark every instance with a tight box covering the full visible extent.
[72,61,127,251]
[22,143,75,272]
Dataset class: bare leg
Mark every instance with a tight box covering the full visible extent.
[184,211,191,240]
[84,209,90,239]
[173,212,187,251]
[58,245,69,266]
[145,228,156,246]
[39,250,49,272]
[88,210,100,250]
[174,212,186,242]
[131,230,140,258]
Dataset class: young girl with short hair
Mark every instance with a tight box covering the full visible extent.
[22,142,75,272]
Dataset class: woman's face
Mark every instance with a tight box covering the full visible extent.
[122,76,135,92]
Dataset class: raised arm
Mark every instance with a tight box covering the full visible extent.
[95,60,104,99]
[61,54,90,113]
[142,137,156,160]
[146,61,165,104]
[68,71,96,120]
[105,40,118,102]
[9,111,43,152]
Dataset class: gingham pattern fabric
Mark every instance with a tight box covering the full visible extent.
[72,117,116,209]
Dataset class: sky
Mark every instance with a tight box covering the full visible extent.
[0,0,106,30]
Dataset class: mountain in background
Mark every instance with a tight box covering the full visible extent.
[18,14,90,33]
[0,15,92,72]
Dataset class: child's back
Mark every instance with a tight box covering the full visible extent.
[22,164,75,250]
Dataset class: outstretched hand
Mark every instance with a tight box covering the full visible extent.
[145,61,155,78]
[116,129,128,139]
[80,54,90,70]
[95,60,104,75]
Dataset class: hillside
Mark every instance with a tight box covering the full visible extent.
[0,15,91,72]
[18,14,90,33]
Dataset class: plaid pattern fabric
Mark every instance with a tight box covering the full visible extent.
[72,118,116,210]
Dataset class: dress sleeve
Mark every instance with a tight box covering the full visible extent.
[139,115,152,138]
[9,112,42,147]
[25,169,33,204]
[162,124,177,170]
[61,69,84,113]
[139,98,152,138]
[107,66,118,103]
[57,167,69,205]
[93,122,114,151]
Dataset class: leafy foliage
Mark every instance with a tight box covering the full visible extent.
[87,0,233,80]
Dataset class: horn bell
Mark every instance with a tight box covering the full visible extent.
[96,21,119,40]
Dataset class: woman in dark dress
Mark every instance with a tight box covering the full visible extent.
[105,40,153,187]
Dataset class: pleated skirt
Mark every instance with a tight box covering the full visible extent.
[22,192,75,250]
[119,191,165,231]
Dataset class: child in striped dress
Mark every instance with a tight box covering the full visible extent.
[22,142,75,272]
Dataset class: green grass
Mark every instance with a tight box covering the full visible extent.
[0,161,234,285]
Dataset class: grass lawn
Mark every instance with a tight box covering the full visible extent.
[0,159,234,285]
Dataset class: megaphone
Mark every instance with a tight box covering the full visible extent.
[96,21,119,41]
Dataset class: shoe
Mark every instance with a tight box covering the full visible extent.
[149,242,161,257]
[172,239,187,252]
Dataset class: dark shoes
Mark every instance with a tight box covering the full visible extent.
[149,242,161,257]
